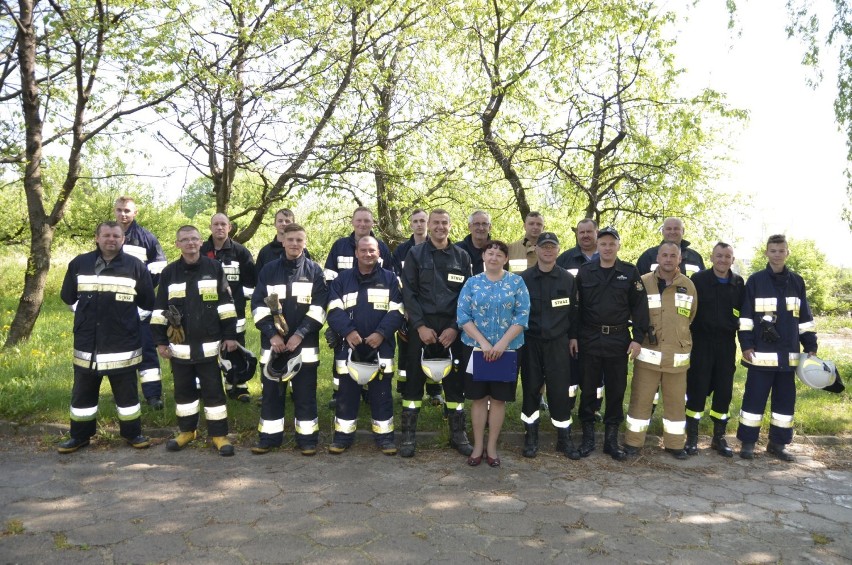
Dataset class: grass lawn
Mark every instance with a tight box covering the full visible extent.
[0,256,849,443]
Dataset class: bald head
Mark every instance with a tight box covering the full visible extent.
[661,217,684,244]
[210,213,231,244]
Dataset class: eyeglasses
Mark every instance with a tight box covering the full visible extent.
[471,222,490,228]
[178,237,201,244]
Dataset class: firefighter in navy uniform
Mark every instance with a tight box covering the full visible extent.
[400,209,473,458]
[556,218,603,420]
[575,226,649,460]
[324,206,393,409]
[455,210,492,275]
[519,232,581,459]
[201,213,257,402]
[684,242,745,457]
[736,234,817,462]
[636,217,705,277]
[251,223,328,456]
[392,209,444,404]
[114,195,168,409]
[57,221,156,453]
[326,236,404,455]
[151,225,239,456]
[255,208,313,273]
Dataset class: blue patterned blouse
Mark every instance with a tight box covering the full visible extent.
[457,271,530,350]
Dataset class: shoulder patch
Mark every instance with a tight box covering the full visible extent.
[635,281,644,291]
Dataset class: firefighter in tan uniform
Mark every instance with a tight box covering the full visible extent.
[624,241,697,459]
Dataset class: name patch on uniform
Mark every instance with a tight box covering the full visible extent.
[677,307,691,317]
[732,308,740,318]
[368,288,390,310]
[448,273,465,283]
[551,298,571,307]
[200,289,218,301]
[226,274,239,282]
[291,281,313,304]
[115,293,134,302]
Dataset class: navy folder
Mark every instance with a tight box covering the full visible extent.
[471,349,518,382]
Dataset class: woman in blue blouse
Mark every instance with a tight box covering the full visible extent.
[458,240,530,467]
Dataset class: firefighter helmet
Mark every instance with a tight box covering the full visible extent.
[219,344,257,385]
[796,354,836,389]
[421,345,454,383]
[347,347,385,386]
[264,349,303,382]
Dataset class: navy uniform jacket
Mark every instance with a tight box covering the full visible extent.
[324,231,393,282]
[61,249,155,373]
[454,234,489,275]
[636,239,705,277]
[520,264,579,341]
[201,236,257,334]
[326,262,404,366]
[122,220,167,285]
[576,258,649,357]
[252,254,328,365]
[392,235,417,276]
[738,265,817,372]
[401,239,471,331]
[690,268,744,339]
[556,245,598,276]
[255,237,313,274]
[151,256,237,363]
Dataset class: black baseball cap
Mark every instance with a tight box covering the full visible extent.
[537,232,559,246]
[597,226,620,240]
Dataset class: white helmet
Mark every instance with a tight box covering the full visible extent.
[421,347,454,383]
[347,348,385,386]
[796,354,836,389]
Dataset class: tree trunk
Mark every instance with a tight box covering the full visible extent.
[6,225,54,346]
[373,48,405,246]
[5,0,50,347]
[481,92,530,221]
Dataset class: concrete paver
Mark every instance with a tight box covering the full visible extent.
[0,435,850,564]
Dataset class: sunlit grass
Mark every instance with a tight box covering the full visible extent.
[0,255,848,440]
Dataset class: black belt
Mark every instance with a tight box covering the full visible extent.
[585,323,628,335]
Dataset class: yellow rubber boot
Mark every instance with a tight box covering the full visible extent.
[166,431,196,452]
[211,436,235,457]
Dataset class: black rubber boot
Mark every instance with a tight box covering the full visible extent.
[684,418,699,456]
[399,408,419,458]
[767,441,795,462]
[710,419,733,457]
[602,424,626,461]
[522,422,539,458]
[739,441,755,460]
[578,422,595,458]
[448,410,473,456]
[556,426,581,460]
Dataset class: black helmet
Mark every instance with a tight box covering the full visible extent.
[263,348,303,382]
[219,344,258,385]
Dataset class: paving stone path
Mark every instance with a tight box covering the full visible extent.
[0,434,850,564]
